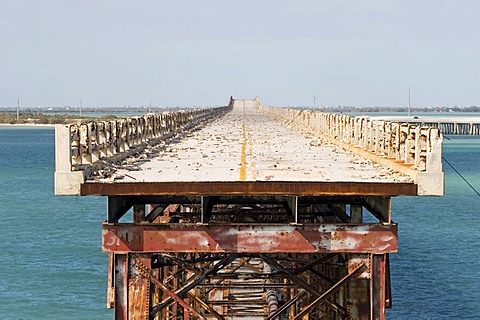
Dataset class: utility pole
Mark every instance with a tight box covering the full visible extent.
[149,99,152,113]
[80,100,83,117]
[313,93,317,109]
[407,86,411,117]
[16,96,20,122]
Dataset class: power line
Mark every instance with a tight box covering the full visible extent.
[442,156,480,197]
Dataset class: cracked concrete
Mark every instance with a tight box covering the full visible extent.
[93,100,411,184]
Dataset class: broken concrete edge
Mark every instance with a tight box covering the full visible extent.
[416,171,444,196]
[262,107,445,197]
[54,171,85,195]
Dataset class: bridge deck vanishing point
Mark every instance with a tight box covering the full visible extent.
[54,97,444,320]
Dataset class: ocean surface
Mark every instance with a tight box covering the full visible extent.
[0,126,479,319]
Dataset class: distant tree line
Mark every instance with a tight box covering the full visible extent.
[295,105,480,113]
[0,112,116,124]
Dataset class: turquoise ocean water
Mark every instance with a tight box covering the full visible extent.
[0,127,479,319]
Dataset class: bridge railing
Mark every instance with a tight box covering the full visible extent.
[260,106,444,195]
[55,106,231,195]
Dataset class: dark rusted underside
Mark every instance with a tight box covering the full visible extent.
[101,188,396,319]
[81,181,417,196]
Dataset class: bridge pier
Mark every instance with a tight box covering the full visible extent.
[55,97,445,319]
[103,194,395,319]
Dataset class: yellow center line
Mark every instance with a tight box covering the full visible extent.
[248,132,257,180]
[240,120,247,181]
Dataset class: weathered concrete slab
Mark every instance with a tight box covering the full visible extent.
[89,100,411,186]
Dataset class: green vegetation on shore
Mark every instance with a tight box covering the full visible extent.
[0,112,116,124]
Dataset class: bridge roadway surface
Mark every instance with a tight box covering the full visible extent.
[82,99,415,196]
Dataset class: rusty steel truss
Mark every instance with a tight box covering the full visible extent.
[104,194,394,319]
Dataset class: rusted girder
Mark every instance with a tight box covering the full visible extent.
[133,258,206,319]
[150,254,239,316]
[82,181,418,196]
[293,262,367,319]
[259,254,347,316]
[102,223,397,254]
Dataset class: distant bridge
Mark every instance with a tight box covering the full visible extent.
[368,115,480,135]
[55,97,444,320]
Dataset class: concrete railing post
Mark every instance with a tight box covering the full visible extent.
[54,124,85,195]
[55,106,231,195]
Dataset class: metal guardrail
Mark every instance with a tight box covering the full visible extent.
[260,107,444,196]
[55,106,231,194]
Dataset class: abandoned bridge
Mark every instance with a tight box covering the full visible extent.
[55,97,444,319]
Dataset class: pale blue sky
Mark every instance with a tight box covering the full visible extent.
[1,0,479,108]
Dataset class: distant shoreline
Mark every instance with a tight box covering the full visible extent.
[0,123,55,128]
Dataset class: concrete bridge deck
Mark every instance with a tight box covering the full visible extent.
[54,97,445,320]
[81,99,415,197]
[56,98,443,197]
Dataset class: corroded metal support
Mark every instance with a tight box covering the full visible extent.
[293,262,366,319]
[114,254,128,319]
[93,189,406,319]
[107,250,393,319]
[363,196,391,223]
[111,254,152,320]
[108,196,132,223]
[82,181,418,196]
[371,254,387,320]
[102,223,398,254]
[100,191,402,319]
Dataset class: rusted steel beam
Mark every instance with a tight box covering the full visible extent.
[133,204,145,224]
[133,259,206,320]
[196,283,297,288]
[102,223,397,254]
[128,255,150,319]
[108,196,133,223]
[386,254,392,308]
[259,254,346,316]
[151,254,239,315]
[266,290,306,320]
[371,254,387,320]
[187,293,225,320]
[363,196,391,223]
[293,262,366,319]
[114,254,128,320]
[291,254,336,276]
[347,254,371,318]
[106,253,115,309]
[145,204,168,222]
[82,181,418,197]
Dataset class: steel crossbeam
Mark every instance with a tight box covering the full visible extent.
[102,223,397,254]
